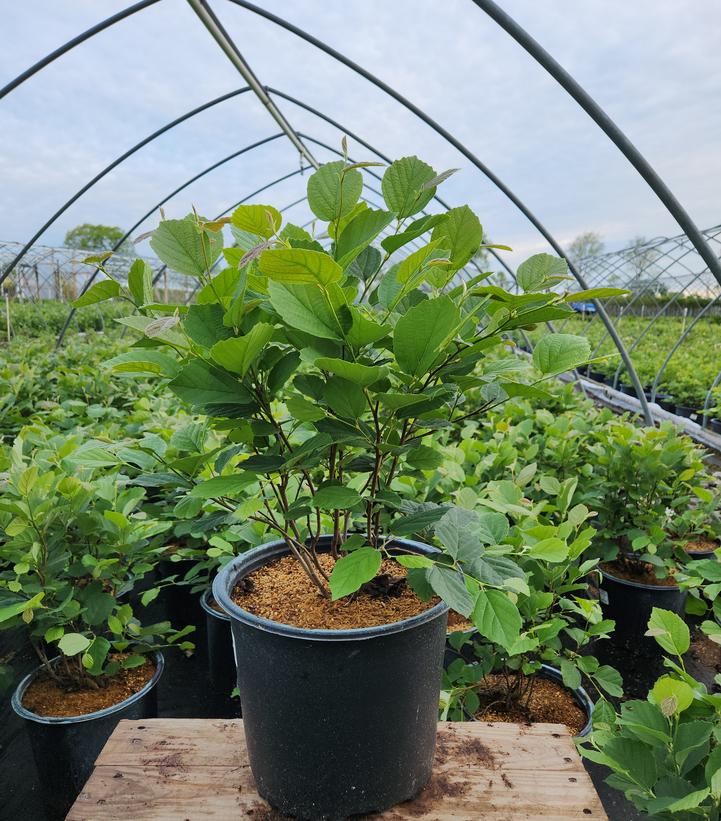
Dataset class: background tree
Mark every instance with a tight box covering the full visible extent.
[566,231,605,262]
[64,223,133,254]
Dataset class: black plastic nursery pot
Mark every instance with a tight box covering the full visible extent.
[12,651,164,820]
[675,404,699,420]
[213,536,449,819]
[199,588,240,718]
[599,567,687,652]
[709,418,721,435]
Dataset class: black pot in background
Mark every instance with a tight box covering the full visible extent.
[675,405,699,420]
[599,567,687,654]
[588,370,608,384]
[213,537,449,819]
[153,558,204,626]
[619,384,637,396]
[709,419,721,435]
[199,589,240,718]
[12,652,164,820]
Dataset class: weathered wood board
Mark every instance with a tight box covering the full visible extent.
[67,719,606,820]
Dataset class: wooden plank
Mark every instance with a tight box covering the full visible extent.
[68,719,606,820]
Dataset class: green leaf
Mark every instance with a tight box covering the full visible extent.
[646,607,690,656]
[58,632,91,657]
[390,506,451,537]
[435,508,482,562]
[396,241,447,285]
[127,259,154,306]
[184,303,232,349]
[259,248,342,286]
[472,589,522,650]
[651,676,695,715]
[286,395,325,422]
[393,296,461,377]
[594,665,624,698]
[315,357,387,386]
[0,592,43,624]
[517,253,568,292]
[564,288,628,301]
[604,737,657,788]
[405,444,444,470]
[168,361,255,410]
[324,376,366,419]
[307,161,363,222]
[313,483,362,510]
[395,554,435,569]
[528,537,569,563]
[190,474,256,499]
[468,555,525,587]
[72,279,121,307]
[83,636,112,676]
[560,658,582,691]
[230,204,281,239]
[427,565,475,617]
[532,334,591,375]
[210,323,274,377]
[335,209,394,268]
[105,349,179,378]
[150,217,223,277]
[618,700,670,746]
[430,205,483,271]
[382,156,437,218]
[329,547,382,600]
[268,281,345,340]
[345,308,390,349]
[475,512,510,545]
[381,213,447,254]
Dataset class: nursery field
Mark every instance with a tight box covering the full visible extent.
[2,158,721,821]
[534,314,721,412]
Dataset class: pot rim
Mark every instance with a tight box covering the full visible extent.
[11,650,164,725]
[200,587,230,622]
[600,566,682,592]
[212,535,449,641]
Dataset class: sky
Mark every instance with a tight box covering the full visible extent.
[1,0,720,266]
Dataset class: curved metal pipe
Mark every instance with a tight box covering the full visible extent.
[1,87,252,286]
[225,1,649,420]
[471,0,721,291]
[0,0,161,100]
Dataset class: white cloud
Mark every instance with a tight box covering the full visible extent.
[1,0,719,267]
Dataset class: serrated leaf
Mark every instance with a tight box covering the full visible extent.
[517,253,568,292]
[382,156,437,218]
[259,248,342,286]
[308,161,363,222]
[472,589,522,650]
[312,484,362,510]
[210,323,274,377]
[231,204,281,239]
[150,217,222,277]
[532,334,591,375]
[393,296,460,377]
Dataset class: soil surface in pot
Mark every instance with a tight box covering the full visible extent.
[683,537,719,556]
[231,554,438,629]
[446,612,473,632]
[470,673,586,736]
[22,656,156,718]
[601,558,677,587]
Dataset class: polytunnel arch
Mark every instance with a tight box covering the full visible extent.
[3,1,721,429]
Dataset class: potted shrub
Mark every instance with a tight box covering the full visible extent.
[0,437,193,818]
[442,475,622,738]
[80,153,608,817]
[579,608,721,818]
[587,420,708,650]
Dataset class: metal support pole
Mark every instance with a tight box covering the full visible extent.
[185,0,318,169]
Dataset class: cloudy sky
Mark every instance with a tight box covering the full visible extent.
[1,0,720,265]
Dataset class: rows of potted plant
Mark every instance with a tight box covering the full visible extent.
[0,152,718,819]
[536,313,721,418]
